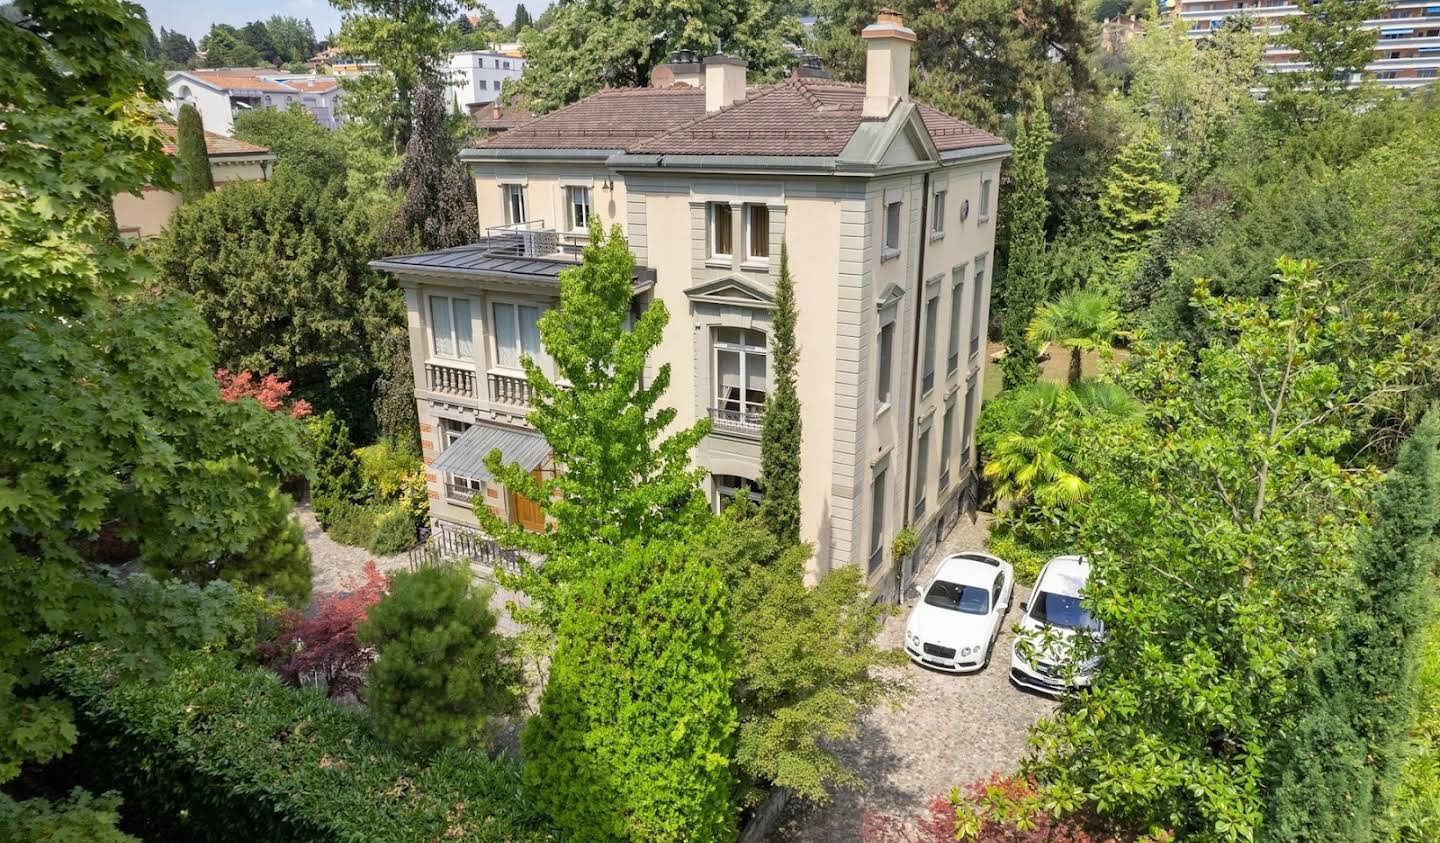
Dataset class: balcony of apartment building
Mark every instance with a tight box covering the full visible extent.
[371,220,658,422]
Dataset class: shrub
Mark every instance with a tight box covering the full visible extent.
[259,561,388,698]
[359,565,522,755]
[325,500,382,548]
[891,524,919,560]
[306,411,364,529]
[326,501,419,555]
[46,646,547,842]
[985,533,1047,586]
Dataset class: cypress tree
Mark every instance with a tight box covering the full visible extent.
[175,103,214,201]
[1263,407,1440,841]
[1097,126,1179,254]
[999,86,1051,390]
[307,410,365,529]
[759,243,801,545]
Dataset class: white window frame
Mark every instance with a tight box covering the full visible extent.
[875,306,898,415]
[428,294,474,360]
[883,200,903,259]
[970,254,988,364]
[490,299,547,372]
[921,283,940,396]
[931,188,947,239]
[978,175,993,222]
[503,184,527,225]
[948,264,966,376]
[708,202,734,260]
[438,417,483,505]
[565,186,592,232]
[742,204,770,264]
[711,327,768,422]
[713,473,762,513]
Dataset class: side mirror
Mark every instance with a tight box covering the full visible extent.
[1019,600,1028,613]
[909,584,924,600]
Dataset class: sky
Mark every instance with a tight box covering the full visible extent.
[139,0,549,42]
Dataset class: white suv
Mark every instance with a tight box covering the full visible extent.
[1010,555,1103,696]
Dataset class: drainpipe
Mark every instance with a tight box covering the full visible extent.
[898,171,930,601]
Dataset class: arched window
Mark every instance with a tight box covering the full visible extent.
[177,84,192,101]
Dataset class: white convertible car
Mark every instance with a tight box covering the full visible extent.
[1010,555,1104,696]
[904,552,1014,673]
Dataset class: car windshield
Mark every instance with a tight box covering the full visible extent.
[924,580,990,615]
[1030,590,1100,631]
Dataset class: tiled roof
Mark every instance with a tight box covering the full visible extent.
[480,87,706,149]
[181,69,297,92]
[155,122,272,157]
[474,78,1003,157]
[283,77,340,93]
[469,102,536,132]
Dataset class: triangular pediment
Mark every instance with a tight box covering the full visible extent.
[685,275,775,309]
[876,282,906,309]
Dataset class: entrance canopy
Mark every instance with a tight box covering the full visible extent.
[432,423,550,483]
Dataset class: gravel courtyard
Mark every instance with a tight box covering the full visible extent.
[773,512,1057,840]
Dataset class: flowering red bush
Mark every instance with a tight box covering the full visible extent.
[259,562,389,698]
[861,774,1170,843]
[216,368,313,418]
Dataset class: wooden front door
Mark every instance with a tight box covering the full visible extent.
[509,469,546,532]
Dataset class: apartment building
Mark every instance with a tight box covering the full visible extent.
[1174,0,1440,88]
[447,50,527,111]
[166,70,344,135]
[372,12,1010,598]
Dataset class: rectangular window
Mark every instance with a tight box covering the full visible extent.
[939,401,955,492]
[713,327,768,426]
[948,266,965,375]
[914,426,930,521]
[744,204,770,261]
[970,255,987,362]
[978,176,992,221]
[440,417,481,504]
[931,188,946,237]
[884,200,902,254]
[429,295,473,358]
[503,184,526,225]
[868,467,887,574]
[714,473,762,513]
[493,79,501,90]
[921,290,939,395]
[492,302,544,370]
[961,377,977,468]
[709,203,733,259]
[876,319,895,412]
[565,186,591,231]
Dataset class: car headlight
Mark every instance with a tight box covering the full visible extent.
[906,631,919,647]
[960,646,973,657]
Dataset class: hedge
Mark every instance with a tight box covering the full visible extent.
[46,646,550,842]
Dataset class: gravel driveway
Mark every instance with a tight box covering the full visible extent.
[773,512,1056,840]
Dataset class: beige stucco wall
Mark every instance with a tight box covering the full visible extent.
[113,156,273,239]
[473,165,628,235]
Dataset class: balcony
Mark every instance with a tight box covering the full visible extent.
[484,221,588,260]
[489,371,534,409]
[426,363,477,398]
[709,405,764,437]
[445,475,483,506]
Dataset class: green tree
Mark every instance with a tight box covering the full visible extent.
[809,0,1096,131]
[332,0,464,149]
[1020,260,1418,841]
[151,169,402,434]
[510,0,803,113]
[479,221,712,624]
[384,84,481,252]
[265,15,318,63]
[1,0,311,828]
[522,534,737,841]
[701,504,904,805]
[1263,408,1440,841]
[359,564,522,755]
[239,20,279,64]
[999,86,1053,389]
[175,103,214,201]
[166,486,313,609]
[200,24,265,67]
[307,411,366,528]
[1267,0,1386,123]
[758,243,802,545]
[1026,289,1120,385]
[372,329,421,454]
[512,2,533,33]
[1097,127,1179,256]
[158,27,197,67]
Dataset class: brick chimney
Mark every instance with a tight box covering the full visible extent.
[704,54,747,113]
[861,9,915,119]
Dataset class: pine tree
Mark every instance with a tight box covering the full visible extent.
[359,564,522,754]
[522,535,736,841]
[511,3,532,33]
[758,243,801,545]
[1263,408,1440,841]
[175,103,214,202]
[307,410,365,529]
[1097,127,1179,255]
[999,86,1052,389]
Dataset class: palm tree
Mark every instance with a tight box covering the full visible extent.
[1026,290,1121,385]
[982,430,1090,507]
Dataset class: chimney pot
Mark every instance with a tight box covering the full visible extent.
[652,50,704,88]
[860,10,916,118]
[703,54,748,113]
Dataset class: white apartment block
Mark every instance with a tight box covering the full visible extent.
[447,51,526,111]
[1174,0,1440,88]
[372,13,1010,598]
[167,70,344,136]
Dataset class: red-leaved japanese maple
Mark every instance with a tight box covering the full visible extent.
[216,368,313,418]
[260,561,389,698]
